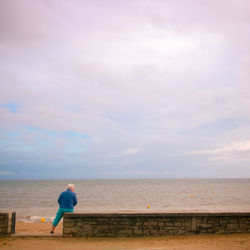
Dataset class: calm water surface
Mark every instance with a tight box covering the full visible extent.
[0,179,249,221]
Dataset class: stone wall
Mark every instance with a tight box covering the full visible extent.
[63,212,250,237]
[0,212,16,236]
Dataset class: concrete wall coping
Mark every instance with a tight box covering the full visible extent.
[64,212,250,218]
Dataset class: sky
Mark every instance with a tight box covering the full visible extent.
[0,0,250,179]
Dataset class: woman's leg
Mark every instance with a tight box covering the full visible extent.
[51,208,73,233]
[51,208,64,233]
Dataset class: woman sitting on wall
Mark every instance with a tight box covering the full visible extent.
[51,184,78,234]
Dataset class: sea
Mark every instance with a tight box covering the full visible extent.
[0,179,249,222]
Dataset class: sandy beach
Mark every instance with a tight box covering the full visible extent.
[0,221,249,250]
[15,221,63,236]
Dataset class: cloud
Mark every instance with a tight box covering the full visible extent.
[189,141,250,155]
[122,147,140,156]
[0,0,250,178]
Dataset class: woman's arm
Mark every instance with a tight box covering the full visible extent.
[73,193,78,206]
[58,193,63,205]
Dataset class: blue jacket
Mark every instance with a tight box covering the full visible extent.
[58,189,78,209]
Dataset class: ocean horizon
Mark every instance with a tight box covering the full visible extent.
[0,178,250,222]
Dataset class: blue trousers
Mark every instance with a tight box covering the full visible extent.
[52,208,73,226]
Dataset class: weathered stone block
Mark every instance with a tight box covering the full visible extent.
[165,222,174,226]
[158,221,165,227]
[81,224,92,231]
[158,230,167,235]
[63,222,73,228]
[0,212,15,236]
[229,219,238,223]
[133,229,142,235]
[167,229,178,235]
[63,228,73,234]
[198,224,213,229]
[149,229,158,235]
[239,223,248,229]
[227,224,239,230]
[177,230,186,234]
[174,222,182,227]
[120,229,132,234]
[182,221,191,227]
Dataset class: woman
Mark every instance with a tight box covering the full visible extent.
[51,184,78,233]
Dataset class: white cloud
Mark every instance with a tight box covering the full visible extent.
[122,147,140,156]
[189,141,250,155]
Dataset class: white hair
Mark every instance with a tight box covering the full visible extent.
[66,184,75,190]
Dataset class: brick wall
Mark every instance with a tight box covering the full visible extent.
[0,212,16,236]
[63,212,250,237]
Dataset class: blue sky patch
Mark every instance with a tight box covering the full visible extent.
[24,125,38,132]
[60,130,89,139]
[0,102,21,114]
[22,125,89,139]
[6,131,20,137]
